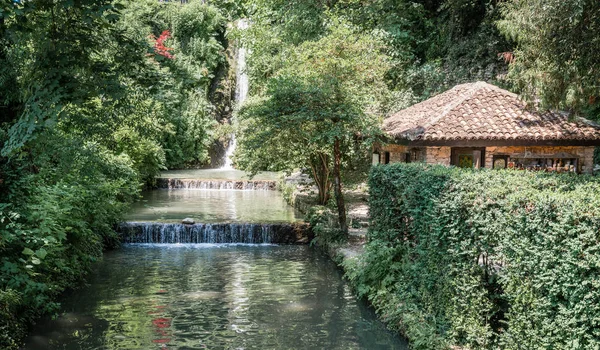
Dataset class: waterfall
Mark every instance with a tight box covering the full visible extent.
[222,19,249,169]
[118,222,311,244]
[156,178,277,190]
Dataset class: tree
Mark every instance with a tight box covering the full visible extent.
[119,0,229,169]
[236,22,390,234]
[244,0,512,112]
[0,1,238,347]
[498,0,600,118]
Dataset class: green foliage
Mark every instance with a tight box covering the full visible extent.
[236,21,390,209]
[336,0,511,102]
[118,0,229,169]
[306,206,346,248]
[498,0,600,119]
[0,288,24,349]
[0,0,238,347]
[243,0,329,91]
[346,164,600,349]
[0,133,140,348]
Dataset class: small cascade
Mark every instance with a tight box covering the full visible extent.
[118,222,311,244]
[156,178,277,190]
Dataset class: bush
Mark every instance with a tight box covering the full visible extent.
[0,136,140,349]
[345,163,600,349]
[307,205,346,248]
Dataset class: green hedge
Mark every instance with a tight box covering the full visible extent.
[345,163,600,349]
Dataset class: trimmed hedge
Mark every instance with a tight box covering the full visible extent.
[345,163,600,349]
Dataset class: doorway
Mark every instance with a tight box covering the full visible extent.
[450,148,486,169]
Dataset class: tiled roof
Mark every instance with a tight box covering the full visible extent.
[383,82,600,143]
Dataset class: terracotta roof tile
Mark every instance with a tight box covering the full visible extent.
[383,82,600,143]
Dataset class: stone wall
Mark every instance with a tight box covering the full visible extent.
[376,144,427,164]
[377,145,451,165]
[424,147,452,166]
[377,144,408,164]
[484,146,595,173]
[389,151,406,163]
[376,144,595,173]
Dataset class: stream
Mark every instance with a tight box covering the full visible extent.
[22,170,407,349]
[23,245,407,349]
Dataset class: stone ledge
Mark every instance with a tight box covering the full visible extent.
[118,222,312,244]
[156,178,278,190]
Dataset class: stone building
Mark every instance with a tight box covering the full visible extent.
[375,82,600,173]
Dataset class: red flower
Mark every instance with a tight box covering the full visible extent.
[150,30,175,59]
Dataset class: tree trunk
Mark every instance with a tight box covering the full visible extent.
[333,138,347,235]
[310,153,331,205]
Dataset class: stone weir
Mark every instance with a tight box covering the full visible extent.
[156,178,277,191]
[118,222,312,244]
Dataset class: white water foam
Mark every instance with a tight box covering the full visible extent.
[222,19,249,169]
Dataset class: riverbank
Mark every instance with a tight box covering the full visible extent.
[279,173,409,342]
[280,165,600,349]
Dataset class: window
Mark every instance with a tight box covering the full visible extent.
[410,148,420,162]
[493,155,509,169]
[509,156,579,173]
[451,148,486,169]
[458,154,474,168]
[372,152,381,165]
[384,152,390,164]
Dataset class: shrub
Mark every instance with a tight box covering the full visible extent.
[307,205,346,248]
[0,137,140,349]
[345,163,600,349]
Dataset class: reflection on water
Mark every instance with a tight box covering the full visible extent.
[23,245,407,350]
[159,169,280,181]
[127,189,300,223]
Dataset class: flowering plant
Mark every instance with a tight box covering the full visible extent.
[150,30,174,59]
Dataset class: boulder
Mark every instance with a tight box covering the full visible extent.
[182,218,195,225]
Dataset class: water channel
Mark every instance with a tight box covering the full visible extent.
[127,189,299,223]
[23,245,407,349]
[22,169,407,348]
[20,15,407,347]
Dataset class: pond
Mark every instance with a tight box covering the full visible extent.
[23,244,407,350]
[127,189,300,223]
[158,169,280,181]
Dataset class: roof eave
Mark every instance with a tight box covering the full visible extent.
[387,137,600,147]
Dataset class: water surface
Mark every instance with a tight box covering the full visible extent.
[127,189,299,223]
[159,169,280,181]
[24,245,407,350]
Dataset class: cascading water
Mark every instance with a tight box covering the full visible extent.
[118,222,310,244]
[222,19,249,169]
[117,24,307,245]
[156,178,277,190]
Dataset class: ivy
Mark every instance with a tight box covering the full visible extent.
[345,164,600,349]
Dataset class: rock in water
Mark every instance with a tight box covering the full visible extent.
[182,218,195,225]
